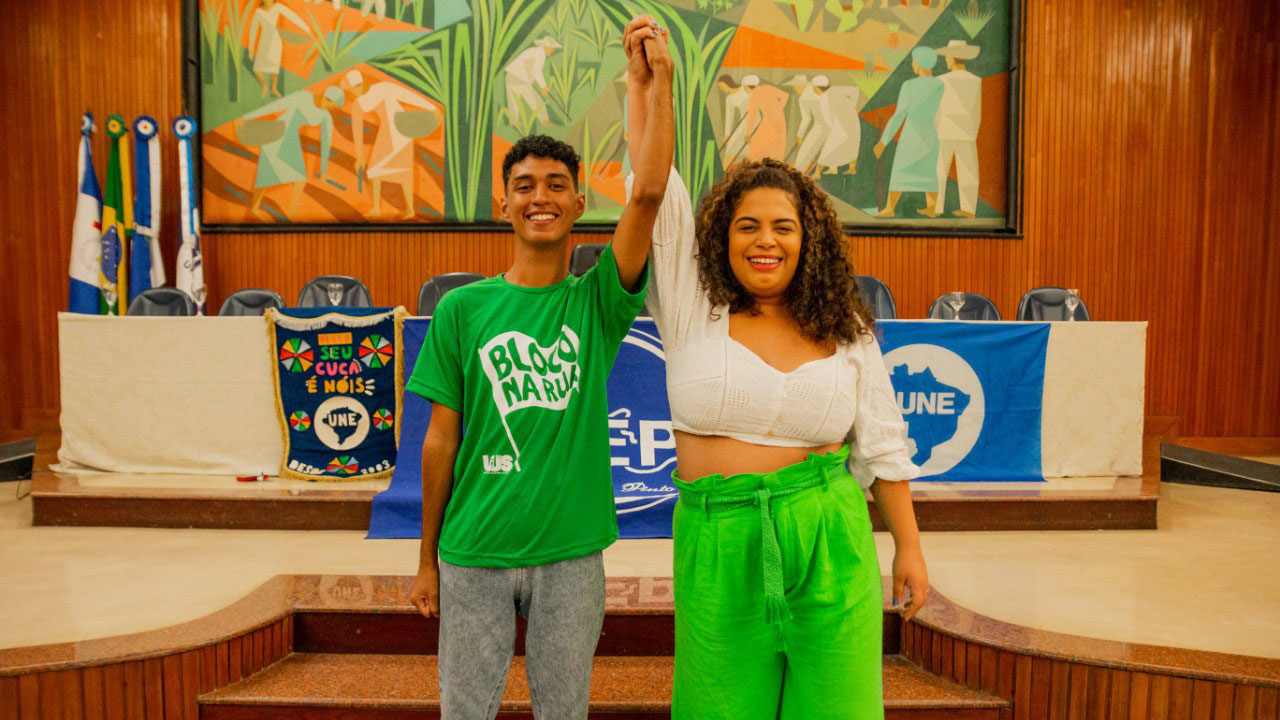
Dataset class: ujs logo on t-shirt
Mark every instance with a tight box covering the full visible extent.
[479,326,582,469]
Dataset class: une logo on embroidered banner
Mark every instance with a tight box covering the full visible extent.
[609,326,679,515]
[314,395,371,451]
[881,344,985,476]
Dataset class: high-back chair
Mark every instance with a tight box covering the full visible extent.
[855,275,898,320]
[927,292,1001,321]
[1016,287,1091,321]
[218,289,285,317]
[126,288,198,316]
[297,275,372,308]
[569,243,607,276]
[417,272,485,315]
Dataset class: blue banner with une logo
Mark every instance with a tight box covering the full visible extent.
[877,321,1049,482]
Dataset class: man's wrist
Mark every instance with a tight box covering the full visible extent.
[892,534,922,552]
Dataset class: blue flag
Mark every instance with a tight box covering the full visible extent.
[129,115,165,302]
[878,321,1050,482]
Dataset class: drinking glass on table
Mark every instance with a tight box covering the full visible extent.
[326,282,344,306]
[1065,288,1080,321]
[947,292,966,320]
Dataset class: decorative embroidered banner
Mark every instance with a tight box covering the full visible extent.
[267,307,406,481]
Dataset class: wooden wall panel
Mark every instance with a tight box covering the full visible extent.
[2,617,292,720]
[1,0,1278,437]
[904,623,1280,720]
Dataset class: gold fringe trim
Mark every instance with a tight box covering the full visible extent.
[272,308,399,332]
[393,306,406,450]
[265,308,294,481]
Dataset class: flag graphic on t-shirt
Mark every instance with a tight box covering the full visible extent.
[478,325,582,469]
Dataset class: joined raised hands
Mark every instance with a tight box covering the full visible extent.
[623,14,673,88]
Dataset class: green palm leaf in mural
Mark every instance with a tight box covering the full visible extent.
[372,0,556,221]
[593,0,736,204]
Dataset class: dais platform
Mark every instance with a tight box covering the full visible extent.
[31,434,1161,532]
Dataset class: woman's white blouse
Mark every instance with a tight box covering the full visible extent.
[632,169,920,489]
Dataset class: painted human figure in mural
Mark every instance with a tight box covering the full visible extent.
[873,46,944,217]
[248,0,308,99]
[814,75,862,175]
[504,37,562,125]
[743,75,789,162]
[307,0,386,17]
[717,75,751,169]
[786,75,828,177]
[340,70,440,220]
[359,0,388,20]
[930,40,982,217]
[237,85,345,221]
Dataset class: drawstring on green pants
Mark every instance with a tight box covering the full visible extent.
[755,489,791,646]
[685,475,827,651]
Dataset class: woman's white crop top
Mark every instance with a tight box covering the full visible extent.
[632,169,920,489]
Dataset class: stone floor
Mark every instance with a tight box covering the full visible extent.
[2,479,1278,659]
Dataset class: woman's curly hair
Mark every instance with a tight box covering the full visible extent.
[694,158,875,344]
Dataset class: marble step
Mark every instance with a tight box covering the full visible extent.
[292,608,902,657]
[199,652,1009,719]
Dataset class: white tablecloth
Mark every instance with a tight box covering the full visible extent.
[55,314,1146,478]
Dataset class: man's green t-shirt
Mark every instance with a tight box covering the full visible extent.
[407,246,647,568]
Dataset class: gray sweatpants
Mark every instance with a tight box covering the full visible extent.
[438,551,606,720]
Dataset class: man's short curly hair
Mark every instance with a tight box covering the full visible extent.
[694,158,875,344]
[501,134,580,188]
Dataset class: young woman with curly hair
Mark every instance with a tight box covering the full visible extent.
[625,125,928,716]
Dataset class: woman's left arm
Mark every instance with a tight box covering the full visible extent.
[848,332,929,621]
[868,479,928,621]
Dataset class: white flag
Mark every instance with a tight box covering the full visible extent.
[69,112,103,314]
[174,115,206,314]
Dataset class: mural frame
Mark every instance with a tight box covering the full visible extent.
[181,0,1022,237]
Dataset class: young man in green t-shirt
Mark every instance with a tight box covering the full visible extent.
[406,16,674,720]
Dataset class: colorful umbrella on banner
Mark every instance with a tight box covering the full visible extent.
[174,115,207,314]
[100,114,130,315]
[130,115,166,302]
[69,112,103,314]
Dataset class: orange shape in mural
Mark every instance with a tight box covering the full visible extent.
[721,26,866,70]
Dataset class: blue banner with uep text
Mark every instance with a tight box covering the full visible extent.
[368,318,678,539]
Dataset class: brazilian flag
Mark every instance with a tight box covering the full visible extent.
[100,114,133,315]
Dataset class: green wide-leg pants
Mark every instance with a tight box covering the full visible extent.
[672,446,884,720]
